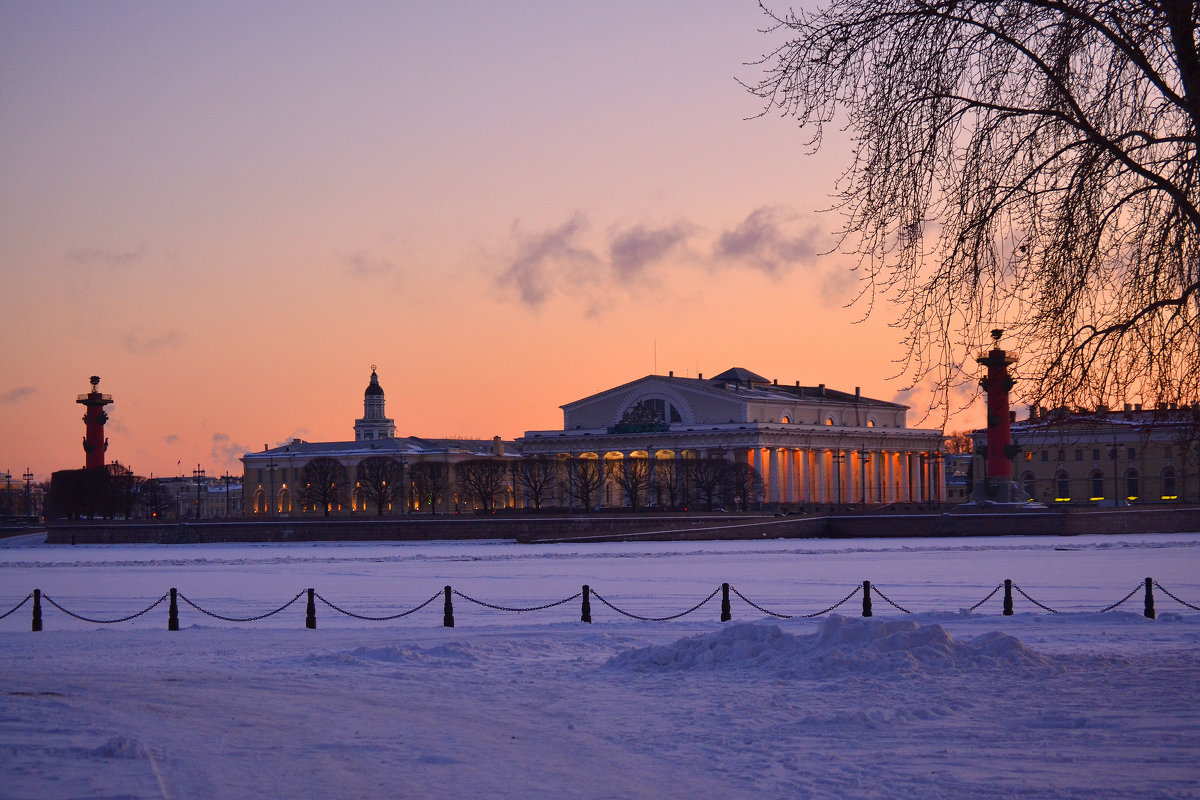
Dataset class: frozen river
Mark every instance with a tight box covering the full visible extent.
[2,532,1198,799]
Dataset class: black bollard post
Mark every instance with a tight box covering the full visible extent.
[32,588,42,632]
[581,585,591,623]
[1003,579,1014,616]
[306,588,317,629]
[169,588,179,631]
[862,581,872,617]
[443,585,454,628]
[721,583,732,622]
[1144,577,1155,619]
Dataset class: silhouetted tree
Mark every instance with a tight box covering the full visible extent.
[727,462,764,511]
[690,458,731,511]
[654,457,691,510]
[607,456,654,511]
[301,457,348,516]
[410,461,452,514]
[356,456,405,516]
[944,431,974,455]
[512,456,559,511]
[137,477,171,519]
[456,458,510,512]
[751,0,1200,411]
[564,456,604,512]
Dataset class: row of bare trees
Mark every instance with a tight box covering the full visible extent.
[294,455,765,516]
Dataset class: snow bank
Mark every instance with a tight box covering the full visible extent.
[605,614,1052,675]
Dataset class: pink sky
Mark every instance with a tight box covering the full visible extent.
[1,1,983,481]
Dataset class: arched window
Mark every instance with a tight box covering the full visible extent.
[254,488,265,514]
[1054,471,1070,501]
[780,415,790,424]
[1162,468,1178,500]
[867,418,876,428]
[278,488,291,513]
[1124,469,1139,501]
[1089,470,1105,501]
[825,416,835,426]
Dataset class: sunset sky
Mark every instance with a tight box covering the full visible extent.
[1,1,983,482]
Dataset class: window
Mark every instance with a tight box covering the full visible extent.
[1164,446,1174,458]
[1127,448,1136,460]
[1092,449,1100,461]
[1024,451,1033,461]
[1040,451,1048,462]
[254,489,265,513]
[1057,449,1065,461]
[1124,469,1139,500]
[1075,450,1083,461]
[781,415,790,424]
[1162,468,1177,500]
[1054,471,1070,501]
[866,419,876,427]
[825,417,835,426]
[1089,470,1105,500]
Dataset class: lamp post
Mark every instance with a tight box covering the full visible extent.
[192,464,206,520]
[23,469,33,517]
[266,459,277,517]
[222,470,232,518]
[2,470,10,516]
[859,449,871,506]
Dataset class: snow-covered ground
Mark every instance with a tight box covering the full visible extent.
[2,532,1198,799]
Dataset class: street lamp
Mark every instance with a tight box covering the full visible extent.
[858,449,872,506]
[266,459,277,517]
[2,470,10,516]
[192,464,206,519]
[222,470,232,518]
[23,469,33,517]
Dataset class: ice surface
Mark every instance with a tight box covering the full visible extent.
[1,532,1198,799]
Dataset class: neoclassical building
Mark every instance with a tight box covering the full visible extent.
[241,369,520,515]
[977,404,1200,505]
[517,367,946,506]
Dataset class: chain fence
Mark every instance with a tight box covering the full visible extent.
[3,578,1197,631]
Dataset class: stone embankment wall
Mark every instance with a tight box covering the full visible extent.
[43,506,1200,545]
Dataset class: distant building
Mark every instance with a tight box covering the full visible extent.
[972,405,1200,505]
[241,369,519,516]
[518,367,946,507]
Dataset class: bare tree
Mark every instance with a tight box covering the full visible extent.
[654,457,691,510]
[409,461,452,514]
[690,458,731,511]
[301,457,348,516]
[944,431,974,455]
[564,456,605,512]
[727,462,764,511]
[606,456,654,511]
[751,0,1200,412]
[455,458,510,512]
[512,456,559,511]
[356,456,405,516]
[137,477,170,519]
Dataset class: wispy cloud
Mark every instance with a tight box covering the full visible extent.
[164,434,181,445]
[1,387,35,404]
[493,207,832,313]
[67,244,147,268]
[340,249,398,277]
[211,432,252,471]
[121,329,186,356]
[713,206,821,275]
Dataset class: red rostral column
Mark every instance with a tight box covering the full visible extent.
[976,330,1017,481]
[77,375,113,470]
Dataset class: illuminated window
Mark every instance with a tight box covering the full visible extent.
[1162,468,1177,500]
[781,415,790,424]
[866,419,876,428]
[825,417,835,426]
[1124,469,1139,500]
[1054,471,1070,501]
[1089,470,1104,500]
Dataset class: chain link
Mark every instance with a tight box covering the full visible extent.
[967,583,1004,612]
[728,585,793,619]
[800,585,864,618]
[1011,584,1059,613]
[1154,581,1200,611]
[870,585,911,614]
[41,593,168,624]
[1099,584,1143,613]
[590,586,722,622]
[0,593,33,620]
[315,590,444,621]
[178,590,306,622]
[452,589,582,614]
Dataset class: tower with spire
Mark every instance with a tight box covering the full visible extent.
[77,375,113,470]
[354,366,396,440]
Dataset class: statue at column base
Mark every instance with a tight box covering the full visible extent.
[966,480,1046,509]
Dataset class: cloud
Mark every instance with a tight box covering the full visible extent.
[1,387,35,404]
[211,432,253,472]
[609,223,693,281]
[497,214,600,307]
[67,244,147,268]
[121,329,186,356]
[164,434,181,445]
[713,206,821,275]
[340,249,398,277]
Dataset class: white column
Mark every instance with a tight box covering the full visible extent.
[768,448,780,504]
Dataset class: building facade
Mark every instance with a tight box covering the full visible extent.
[517,367,946,507]
[973,405,1200,505]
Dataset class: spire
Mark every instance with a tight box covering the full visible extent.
[355,365,395,440]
